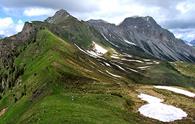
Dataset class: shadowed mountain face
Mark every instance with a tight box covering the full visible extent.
[88,17,195,62]
[0,9,195,124]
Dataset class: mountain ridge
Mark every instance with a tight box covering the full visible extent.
[88,16,195,62]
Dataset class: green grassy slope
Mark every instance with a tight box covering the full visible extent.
[0,29,140,124]
[142,62,195,87]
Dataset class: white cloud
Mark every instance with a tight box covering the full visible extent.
[176,2,193,14]
[74,0,163,25]
[23,7,56,17]
[0,17,24,36]
[170,28,195,41]
[15,20,24,32]
[0,17,13,27]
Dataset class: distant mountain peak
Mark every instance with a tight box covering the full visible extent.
[123,16,155,22]
[119,16,159,28]
[0,34,5,39]
[88,15,195,62]
[55,9,70,16]
[45,9,71,24]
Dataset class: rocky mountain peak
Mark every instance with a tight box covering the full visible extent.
[45,9,71,24]
[119,16,160,29]
[22,22,33,32]
[89,15,195,62]
[55,9,70,17]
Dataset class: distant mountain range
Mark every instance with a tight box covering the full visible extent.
[190,40,195,46]
[0,34,5,39]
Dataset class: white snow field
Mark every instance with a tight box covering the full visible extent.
[85,41,108,57]
[138,93,162,103]
[154,86,195,98]
[75,44,99,58]
[91,41,107,54]
[138,93,187,122]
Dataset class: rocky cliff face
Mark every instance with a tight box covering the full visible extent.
[88,17,195,62]
[0,22,38,91]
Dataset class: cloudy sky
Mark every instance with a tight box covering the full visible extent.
[0,0,195,42]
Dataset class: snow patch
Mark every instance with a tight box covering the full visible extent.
[153,61,160,64]
[91,41,107,54]
[138,93,187,122]
[139,103,187,122]
[107,40,119,48]
[87,50,99,57]
[154,86,195,98]
[75,44,87,53]
[98,70,104,74]
[143,59,151,62]
[85,41,108,57]
[145,62,153,65]
[113,63,125,71]
[138,93,163,103]
[123,39,137,46]
[101,33,109,41]
[121,59,144,63]
[111,54,120,59]
[138,66,150,70]
[75,44,97,58]
[186,42,193,46]
[146,17,149,22]
[106,70,121,78]
[122,53,132,58]
[104,62,111,67]
[128,68,138,73]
